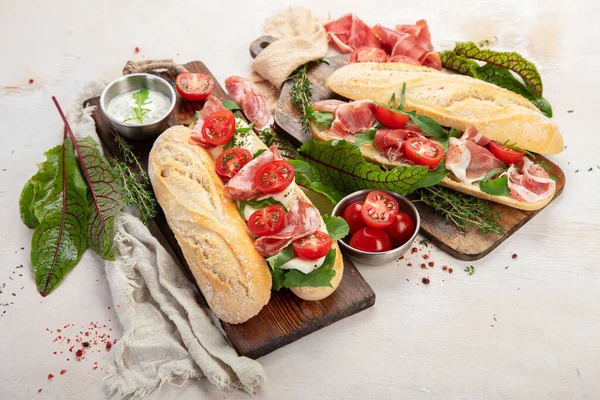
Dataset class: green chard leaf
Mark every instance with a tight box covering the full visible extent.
[452,42,544,97]
[322,215,349,240]
[222,99,241,111]
[20,180,38,229]
[297,139,428,199]
[288,159,310,173]
[479,174,510,197]
[439,51,481,76]
[257,128,275,147]
[75,137,124,260]
[21,139,89,296]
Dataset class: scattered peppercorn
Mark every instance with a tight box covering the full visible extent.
[422,277,430,285]
[29,79,34,84]
[420,263,427,269]
[135,46,140,53]
[442,266,448,271]
[38,389,42,393]
[76,349,83,357]
[106,342,112,351]
[448,268,453,273]
[60,369,66,375]
[47,374,54,380]
[82,342,89,348]
[512,253,518,259]
[423,254,430,260]
[428,261,434,267]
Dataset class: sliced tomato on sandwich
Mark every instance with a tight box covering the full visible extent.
[404,137,444,169]
[248,205,286,236]
[215,148,252,180]
[292,231,333,260]
[200,109,236,146]
[488,141,525,165]
[254,160,295,194]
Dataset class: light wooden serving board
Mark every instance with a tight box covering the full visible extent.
[85,60,375,359]
[249,36,567,261]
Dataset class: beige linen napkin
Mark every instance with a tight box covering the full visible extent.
[65,82,265,399]
[251,7,328,108]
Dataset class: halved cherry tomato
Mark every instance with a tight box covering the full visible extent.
[175,72,214,101]
[360,191,399,229]
[375,105,410,128]
[384,211,415,246]
[349,227,392,252]
[350,46,388,63]
[342,201,366,235]
[292,231,333,260]
[404,137,444,169]
[488,141,524,165]
[254,160,295,194]
[215,148,252,180]
[247,205,285,236]
[200,110,236,146]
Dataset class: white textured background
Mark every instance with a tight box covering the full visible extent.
[1,0,599,399]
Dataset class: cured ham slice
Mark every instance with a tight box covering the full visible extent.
[372,23,442,70]
[312,99,347,113]
[224,145,282,200]
[190,95,226,146]
[507,157,555,203]
[225,76,271,130]
[388,55,422,65]
[324,14,381,54]
[446,129,504,184]
[254,199,321,257]
[462,125,491,146]
[396,19,431,43]
[373,127,424,161]
[329,100,377,137]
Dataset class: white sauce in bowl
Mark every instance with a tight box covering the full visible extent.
[107,88,171,125]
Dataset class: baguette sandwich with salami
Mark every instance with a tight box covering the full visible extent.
[149,88,347,324]
[309,62,563,211]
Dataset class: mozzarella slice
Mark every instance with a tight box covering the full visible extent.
[242,182,298,220]
[279,255,327,274]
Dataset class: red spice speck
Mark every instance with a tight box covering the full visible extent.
[76,349,83,357]
[411,247,418,254]
[29,79,34,84]
[53,351,57,355]
[82,341,89,348]
[422,277,430,285]
[428,261,434,267]
[442,265,448,271]
[420,263,427,269]
[60,369,67,375]
[38,389,42,393]
[407,262,412,267]
[135,46,140,53]
[512,253,518,259]
[423,254,430,260]
[108,307,111,310]
[106,342,112,351]
[47,374,54,379]
[448,268,453,274]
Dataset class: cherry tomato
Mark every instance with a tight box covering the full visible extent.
[384,211,415,246]
[200,110,236,146]
[350,46,388,63]
[342,201,366,235]
[254,160,295,194]
[404,137,444,169]
[215,148,252,180]
[247,205,286,236]
[360,191,399,229]
[175,72,214,101]
[292,231,333,260]
[375,105,410,128]
[488,141,524,165]
[349,227,392,252]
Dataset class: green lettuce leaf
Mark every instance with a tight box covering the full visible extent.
[308,110,334,129]
[479,174,510,197]
[239,197,288,215]
[354,129,377,147]
[322,215,349,240]
[75,137,124,260]
[222,99,241,111]
[21,139,89,296]
[418,166,450,188]
[298,139,428,198]
[271,248,337,289]
[257,128,275,147]
[267,245,295,270]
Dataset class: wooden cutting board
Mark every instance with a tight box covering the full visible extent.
[249,36,566,261]
[85,60,375,359]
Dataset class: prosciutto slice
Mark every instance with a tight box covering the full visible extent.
[507,157,555,203]
[446,128,504,184]
[396,19,431,43]
[254,199,321,257]
[323,14,381,54]
[329,100,377,137]
[190,95,226,146]
[224,145,282,200]
[373,126,424,161]
[372,23,442,70]
[225,76,271,130]
[312,99,347,113]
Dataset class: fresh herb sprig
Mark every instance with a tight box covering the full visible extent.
[110,132,157,225]
[124,88,152,124]
[416,186,504,234]
[288,58,330,132]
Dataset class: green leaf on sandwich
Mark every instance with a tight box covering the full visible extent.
[308,109,334,129]
[222,99,241,111]
[239,197,288,218]
[269,247,337,290]
[322,215,349,240]
[354,128,378,147]
[479,174,510,197]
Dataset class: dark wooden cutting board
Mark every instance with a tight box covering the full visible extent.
[85,61,375,359]
[249,36,566,261]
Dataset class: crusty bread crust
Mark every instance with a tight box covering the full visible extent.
[149,126,272,324]
[311,122,554,211]
[325,62,563,155]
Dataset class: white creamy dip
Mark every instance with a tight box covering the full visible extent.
[107,88,171,125]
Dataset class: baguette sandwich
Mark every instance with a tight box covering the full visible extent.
[149,96,345,324]
[310,62,563,211]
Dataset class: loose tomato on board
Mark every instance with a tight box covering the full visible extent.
[488,141,525,165]
[375,105,410,129]
[215,148,252,180]
[349,227,392,253]
[350,46,387,63]
[360,191,399,229]
[175,72,214,101]
[254,160,295,194]
[248,205,286,236]
[384,211,415,246]
[342,201,366,235]
[200,110,236,146]
[404,137,444,169]
[292,231,333,260]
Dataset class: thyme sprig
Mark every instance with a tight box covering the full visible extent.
[416,186,504,235]
[288,58,330,133]
[110,131,157,225]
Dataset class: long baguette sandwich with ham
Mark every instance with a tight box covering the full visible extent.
[309,62,564,211]
[149,90,346,324]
